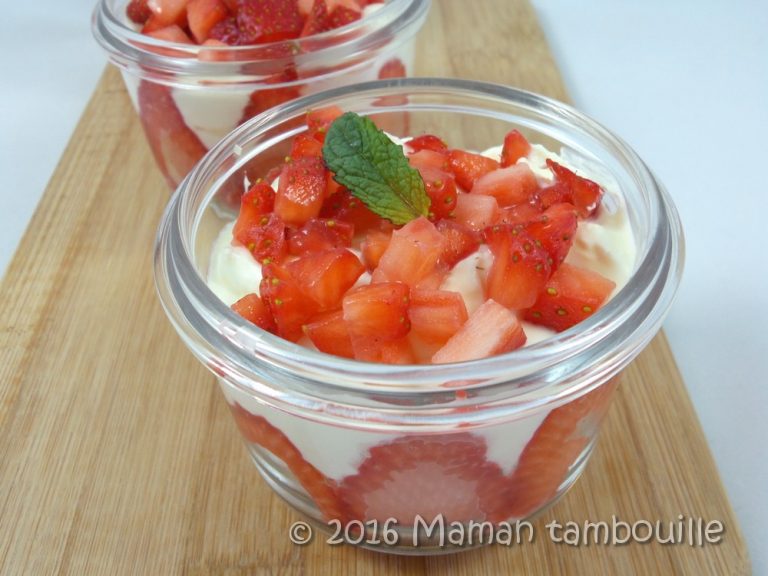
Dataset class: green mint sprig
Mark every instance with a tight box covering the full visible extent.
[322,112,430,225]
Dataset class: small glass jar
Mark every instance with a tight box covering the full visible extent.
[154,78,684,554]
[92,0,430,189]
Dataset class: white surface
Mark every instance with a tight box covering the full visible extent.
[0,0,764,570]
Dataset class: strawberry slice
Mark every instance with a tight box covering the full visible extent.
[289,133,324,159]
[417,167,457,220]
[233,212,286,263]
[407,149,449,172]
[306,105,344,139]
[260,263,319,341]
[432,299,526,364]
[342,282,410,360]
[546,159,603,218]
[300,0,332,36]
[446,149,500,191]
[274,156,327,226]
[144,23,195,45]
[230,403,343,521]
[522,202,578,269]
[231,293,276,332]
[436,220,480,268]
[320,189,382,231]
[471,164,539,208]
[497,202,542,226]
[236,0,303,43]
[286,218,354,256]
[338,433,508,525]
[525,263,616,332]
[500,129,531,167]
[303,310,355,358]
[499,378,618,520]
[239,68,301,124]
[137,80,208,188]
[483,226,552,310]
[208,15,241,43]
[287,249,365,311]
[360,228,392,270]
[409,289,468,347]
[187,0,230,42]
[127,0,152,24]
[406,134,448,153]
[147,0,190,27]
[233,180,276,237]
[371,217,447,288]
[451,193,498,231]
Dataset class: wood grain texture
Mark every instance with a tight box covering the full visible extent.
[0,0,750,574]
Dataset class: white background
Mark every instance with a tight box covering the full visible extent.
[1,0,765,570]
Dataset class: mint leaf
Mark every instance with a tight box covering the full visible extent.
[322,112,430,225]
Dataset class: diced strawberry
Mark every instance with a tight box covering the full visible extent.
[432,299,526,363]
[137,80,208,188]
[327,5,361,28]
[208,15,241,43]
[239,68,301,124]
[231,293,276,332]
[360,228,392,270]
[407,149,449,172]
[236,0,303,43]
[343,282,411,358]
[372,217,446,288]
[230,404,344,520]
[525,263,616,332]
[260,263,319,341]
[406,134,448,154]
[145,24,194,44]
[546,159,603,218]
[446,149,500,191]
[186,0,230,42]
[498,378,618,520]
[233,180,275,232]
[297,0,315,15]
[409,290,468,346]
[287,218,354,256]
[523,202,578,269]
[300,0,332,36]
[274,156,327,226]
[320,189,383,231]
[147,0,190,26]
[235,212,286,263]
[451,193,498,231]
[127,0,152,24]
[306,105,344,138]
[536,181,570,211]
[377,57,406,79]
[339,433,508,525]
[436,220,480,268]
[290,132,324,159]
[497,202,542,225]
[373,337,416,365]
[417,167,457,220]
[303,310,355,358]
[287,249,365,311]
[483,227,551,310]
[500,129,531,167]
[471,164,539,208]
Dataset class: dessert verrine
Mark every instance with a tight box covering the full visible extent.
[93,0,430,188]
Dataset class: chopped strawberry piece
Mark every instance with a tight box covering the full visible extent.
[525,263,616,332]
[290,132,324,159]
[372,217,446,288]
[377,57,406,79]
[536,181,570,211]
[144,24,194,43]
[483,227,552,310]
[236,0,303,43]
[360,228,392,270]
[300,0,332,36]
[499,378,618,520]
[406,134,448,153]
[230,404,344,520]
[339,433,508,525]
[417,167,457,220]
[287,249,365,311]
[373,337,416,365]
[306,105,344,138]
[320,189,383,231]
[522,202,578,269]
[287,218,354,256]
[500,129,531,167]
[231,293,276,332]
[446,149,500,191]
[260,263,319,341]
[546,159,603,218]
[407,149,449,172]
[409,290,468,346]
[451,193,499,231]
[432,299,526,363]
[343,282,411,358]
[303,310,355,358]
[327,5,361,28]
[436,219,480,268]
[187,0,230,42]
[497,202,542,225]
[127,0,152,24]
[275,156,327,226]
[234,212,286,263]
[147,0,190,26]
[234,180,275,225]
[239,68,301,123]
[208,15,241,43]
[471,164,539,208]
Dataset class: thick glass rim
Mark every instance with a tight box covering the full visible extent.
[92,0,430,82]
[154,77,684,413]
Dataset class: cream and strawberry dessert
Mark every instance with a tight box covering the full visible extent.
[118,0,415,187]
[207,108,635,530]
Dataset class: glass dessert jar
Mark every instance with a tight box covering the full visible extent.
[92,0,430,189]
[154,78,684,554]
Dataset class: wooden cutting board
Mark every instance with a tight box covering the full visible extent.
[0,0,750,573]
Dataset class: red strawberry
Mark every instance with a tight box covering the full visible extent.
[327,5,361,28]
[230,403,343,520]
[377,57,406,79]
[233,180,276,239]
[187,0,230,42]
[451,193,498,231]
[546,159,603,218]
[208,15,241,43]
[371,217,446,288]
[236,0,303,43]
[409,289,468,347]
[137,80,208,188]
[260,263,319,341]
[406,134,448,153]
[436,219,480,268]
[407,149,449,172]
[234,212,286,263]
[536,181,571,211]
[287,218,354,256]
[289,132,324,159]
[446,149,500,191]
[499,378,618,520]
[287,249,365,311]
[127,0,152,24]
[497,202,541,226]
[417,167,457,220]
[338,433,508,525]
[360,228,392,270]
[342,282,410,360]
[144,23,194,45]
[231,293,276,332]
[320,189,383,231]
[239,68,301,124]
[147,0,190,26]
[432,299,526,364]
[471,164,539,208]
[306,105,344,139]
[303,310,355,358]
[525,263,616,332]
[274,156,327,226]
[523,202,578,269]
[500,129,531,167]
[300,0,332,36]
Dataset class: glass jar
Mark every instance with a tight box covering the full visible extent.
[154,78,684,554]
[92,0,430,189]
